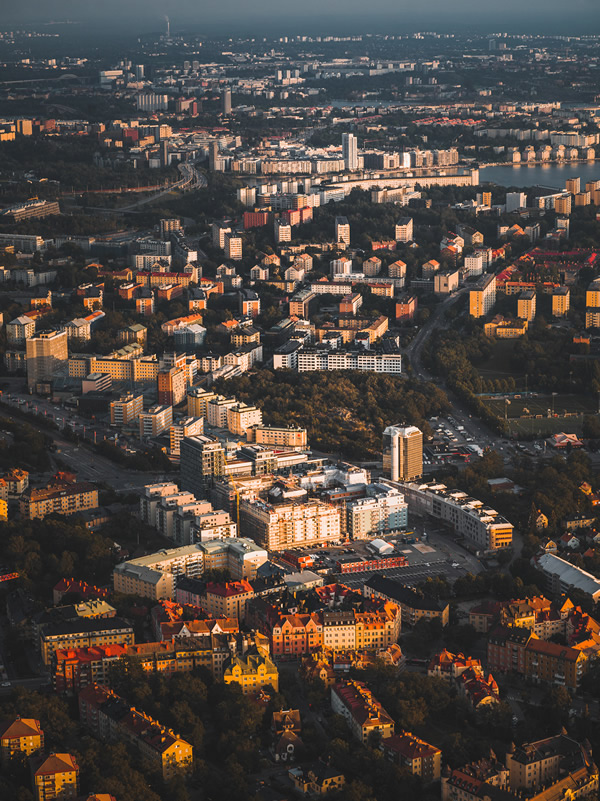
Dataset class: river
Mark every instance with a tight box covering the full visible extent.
[480,161,600,189]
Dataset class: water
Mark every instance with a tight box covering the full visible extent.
[480,161,600,189]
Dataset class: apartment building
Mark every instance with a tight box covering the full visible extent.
[224,234,243,261]
[552,287,571,317]
[395,294,417,322]
[240,497,341,551]
[227,403,263,436]
[25,330,68,390]
[7,315,35,344]
[203,580,255,620]
[186,387,217,418]
[339,293,363,315]
[223,649,279,694]
[270,613,323,657]
[139,405,173,439]
[206,395,237,427]
[517,290,536,322]
[525,638,586,690]
[169,417,204,458]
[364,576,450,627]
[399,481,513,552]
[180,436,227,497]
[469,274,497,319]
[113,544,205,600]
[381,732,442,783]
[296,348,402,375]
[157,366,187,407]
[464,253,484,277]
[289,289,316,317]
[31,753,79,801]
[331,680,394,744]
[39,617,134,666]
[20,478,99,521]
[109,393,143,426]
[78,684,193,780]
[246,424,308,450]
[0,717,44,765]
[346,484,408,540]
[395,217,414,242]
[507,735,592,790]
[335,216,350,246]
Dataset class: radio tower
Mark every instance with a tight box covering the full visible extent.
[164,15,170,38]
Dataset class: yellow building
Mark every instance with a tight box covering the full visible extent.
[0,717,44,764]
[79,684,193,780]
[586,279,600,308]
[552,287,570,317]
[469,274,496,318]
[223,650,279,694]
[20,481,99,521]
[109,393,144,426]
[31,753,79,801]
[484,315,528,339]
[187,387,217,418]
[246,424,308,449]
[0,498,7,522]
[517,290,536,322]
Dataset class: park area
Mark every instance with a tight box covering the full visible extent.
[480,393,599,437]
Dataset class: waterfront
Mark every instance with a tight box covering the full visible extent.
[481,161,600,189]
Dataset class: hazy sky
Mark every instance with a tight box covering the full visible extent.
[3,0,600,34]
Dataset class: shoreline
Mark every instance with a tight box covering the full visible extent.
[480,158,600,169]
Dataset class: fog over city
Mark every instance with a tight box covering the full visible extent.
[3,0,600,33]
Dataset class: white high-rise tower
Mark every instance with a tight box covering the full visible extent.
[342,133,358,171]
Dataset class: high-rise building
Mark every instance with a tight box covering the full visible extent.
[517,290,536,322]
[139,405,173,439]
[469,274,496,319]
[383,425,423,482]
[110,393,144,426]
[506,192,527,213]
[25,330,68,391]
[225,233,243,261]
[566,177,581,195]
[223,88,232,115]
[157,366,187,406]
[395,217,414,242]
[335,216,350,246]
[342,133,358,171]
[169,417,204,458]
[180,436,226,497]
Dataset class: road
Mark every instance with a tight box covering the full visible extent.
[0,399,167,490]
[85,163,206,214]
[406,289,466,381]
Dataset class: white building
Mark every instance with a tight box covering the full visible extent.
[225,234,243,261]
[342,133,358,171]
[297,349,402,375]
[399,481,513,552]
[346,484,408,540]
[395,217,414,243]
[464,253,484,278]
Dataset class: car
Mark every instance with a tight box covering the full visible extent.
[1,681,11,688]
[452,562,460,568]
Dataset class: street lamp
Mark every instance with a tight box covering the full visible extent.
[551,392,557,417]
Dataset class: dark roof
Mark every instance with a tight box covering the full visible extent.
[41,616,132,639]
[365,575,447,612]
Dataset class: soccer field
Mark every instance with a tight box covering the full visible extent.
[480,393,597,437]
